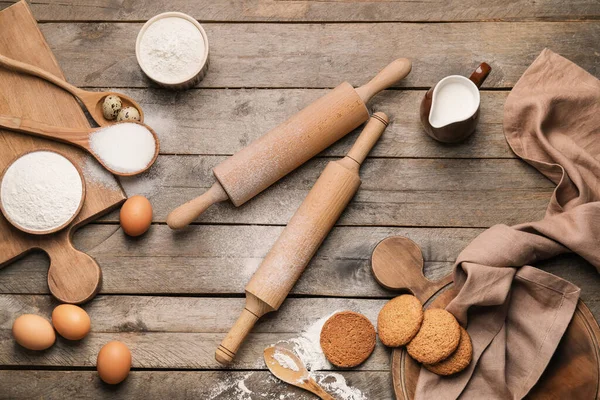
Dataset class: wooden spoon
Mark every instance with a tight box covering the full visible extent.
[0,115,159,177]
[0,53,144,127]
[264,345,335,400]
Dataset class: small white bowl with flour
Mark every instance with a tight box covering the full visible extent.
[0,150,85,235]
[136,12,209,90]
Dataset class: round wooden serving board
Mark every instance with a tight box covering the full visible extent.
[371,236,600,400]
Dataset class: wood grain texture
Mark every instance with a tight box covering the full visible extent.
[0,1,125,304]
[123,88,512,158]
[0,296,386,334]
[2,0,599,22]
[2,226,599,319]
[0,370,393,399]
[38,22,600,88]
[98,156,555,227]
[0,328,390,370]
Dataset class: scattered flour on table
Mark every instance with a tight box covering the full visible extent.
[315,372,367,400]
[209,312,366,399]
[139,17,205,84]
[120,166,160,198]
[83,156,121,190]
[89,122,156,174]
[0,151,82,232]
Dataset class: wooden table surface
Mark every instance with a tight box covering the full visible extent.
[0,1,599,399]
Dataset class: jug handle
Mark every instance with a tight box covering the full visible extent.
[469,62,491,88]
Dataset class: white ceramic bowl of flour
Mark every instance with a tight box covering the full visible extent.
[0,150,85,235]
[136,12,209,90]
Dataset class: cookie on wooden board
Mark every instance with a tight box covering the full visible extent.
[406,308,460,364]
[320,311,376,368]
[378,295,424,347]
[424,327,473,376]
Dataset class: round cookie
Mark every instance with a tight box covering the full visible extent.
[406,308,460,364]
[424,327,472,376]
[320,311,376,368]
[378,295,423,347]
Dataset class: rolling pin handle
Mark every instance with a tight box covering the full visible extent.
[166,182,229,229]
[346,112,389,166]
[355,58,412,103]
[216,293,274,364]
[215,308,258,365]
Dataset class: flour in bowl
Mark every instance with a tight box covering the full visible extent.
[138,17,206,84]
[89,123,156,174]
[0,151,83,233]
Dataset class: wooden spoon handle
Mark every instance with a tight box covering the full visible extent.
[0,53,82,97]
[347,112,389,166]
[167,182,229,229]
[0,114,89,147]
[355,58,412,103]
[305,378,336,400]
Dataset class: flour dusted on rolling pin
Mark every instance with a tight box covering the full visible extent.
[89,123,156,173]
[138,17,205,84]
[0,151,83,232]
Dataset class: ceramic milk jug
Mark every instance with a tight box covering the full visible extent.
[420,63,491,143]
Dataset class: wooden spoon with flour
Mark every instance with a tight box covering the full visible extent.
[0,115,159,176]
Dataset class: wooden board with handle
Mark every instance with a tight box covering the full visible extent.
[371,236,600,400]
[0,1,126,304]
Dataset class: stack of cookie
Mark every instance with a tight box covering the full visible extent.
[378,295,472,376]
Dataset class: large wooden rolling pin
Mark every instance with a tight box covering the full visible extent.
[215,113,389,364]
[167,59,411,229]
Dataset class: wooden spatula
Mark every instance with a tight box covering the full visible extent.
[0,115,159,176]
[0,53,144,127]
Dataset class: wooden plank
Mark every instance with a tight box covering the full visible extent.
[39,22,600,89]
[128,88,512,158]
[99,156,554,227]
[2,0,599,22]
[0,331,390,370]
[1,291,598,370]
[2,226,599,313]
[1,296,388,333]
[0,225,476,296]
[0,370,393,399]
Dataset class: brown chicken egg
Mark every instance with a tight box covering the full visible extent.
[120,195,152,236]
[12,314,55,350]
[52,304,91,340]
[97,341,132,384]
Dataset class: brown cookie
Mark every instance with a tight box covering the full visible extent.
[424,327,472,376]
[377,295,424,347]
[406,308,460,364]
[320,311,376,368]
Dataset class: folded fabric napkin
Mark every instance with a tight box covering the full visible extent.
[416,49,600,399]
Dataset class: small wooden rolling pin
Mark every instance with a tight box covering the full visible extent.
[215,113,389,364]
[167,59,411,229]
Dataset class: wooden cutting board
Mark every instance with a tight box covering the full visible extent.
[0,1,126,304]
[371,236,600,400]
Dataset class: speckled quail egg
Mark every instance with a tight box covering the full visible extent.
[102,95,122,120]
[116,106,141,122]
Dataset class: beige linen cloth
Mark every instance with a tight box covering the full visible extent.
[416,49,600,399]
